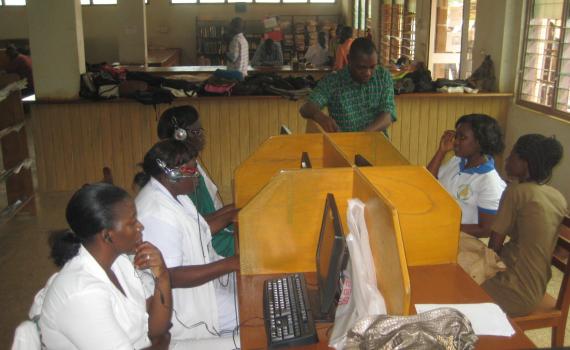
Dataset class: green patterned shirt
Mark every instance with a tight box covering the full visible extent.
[308,66,396,132]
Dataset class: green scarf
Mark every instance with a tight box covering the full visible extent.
[188,175,235,257]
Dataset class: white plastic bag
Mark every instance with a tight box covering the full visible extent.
[329,199,387,349]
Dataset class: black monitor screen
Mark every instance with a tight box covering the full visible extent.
[316,193,347,315]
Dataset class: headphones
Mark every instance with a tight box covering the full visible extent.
[172,117,188,142]
[156,159,195,182]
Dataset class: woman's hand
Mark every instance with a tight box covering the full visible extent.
[438,130,456,154]
[134,242,168,279]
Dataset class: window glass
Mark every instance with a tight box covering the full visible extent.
[4,0,26,5]
[256,0,280,2]
[92,0,117,4]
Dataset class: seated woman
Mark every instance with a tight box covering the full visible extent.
[251,38,283,66]
[427,114,506,238]
[304,32,330,67]
[157,105,237,257]
[134,140,240,343]
[484,134,567,317]
[36,183,172,349]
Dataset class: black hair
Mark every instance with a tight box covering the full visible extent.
[318,32,327,50]
[455,114,504,155]
[133,139,199,188]
[348,37,377,59]
[339,26,353,44]
[157,105,200,140]
[49,183,130,268]
[513,134,563,184]
[229,17,244,35]
[264,38,275,55]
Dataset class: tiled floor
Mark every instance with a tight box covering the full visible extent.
[0,191,567,348]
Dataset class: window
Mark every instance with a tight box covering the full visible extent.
[380,0,416,66]
[81,0,118,4]
[171,0,333,3]
[518,0,570,119]
[353,0,371,32]
[2,0,26,5]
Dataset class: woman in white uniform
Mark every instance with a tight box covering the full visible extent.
[134,140,240,344]
[37,183,173,350]
[427,114,506,238]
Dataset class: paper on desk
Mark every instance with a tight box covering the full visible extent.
[415,303,515,337]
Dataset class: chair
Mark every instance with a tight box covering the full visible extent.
[512,215,570,347]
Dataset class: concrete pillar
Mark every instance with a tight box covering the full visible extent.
[118,0,147,65]
[27,0,85,100]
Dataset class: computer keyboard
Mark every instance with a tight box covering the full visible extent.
[263,273,318,348]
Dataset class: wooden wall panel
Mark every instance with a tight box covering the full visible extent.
[31,94,511,203]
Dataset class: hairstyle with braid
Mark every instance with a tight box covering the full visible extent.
[513,134,563,184]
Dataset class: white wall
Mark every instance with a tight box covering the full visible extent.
[0,2,344,64]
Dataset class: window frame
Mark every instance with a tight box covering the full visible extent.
[170,0,335,3]
[516,0,570,121]
[1,0,27,6]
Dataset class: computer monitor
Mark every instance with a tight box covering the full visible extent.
[300,152,312,169]
[316,193,347,316]
[354,153,373,167]
[280,124,292,135]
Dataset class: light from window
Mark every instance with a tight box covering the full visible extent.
[81,0,90,4]
[255,0,280,2]
[199,0,225,2]
[283,0,308,3]
[171,0,197,3]
[309,0,335,3]
[4,0,26,5]
[92,0,117,4]
[229,0,253,2]
[380,0,416,66]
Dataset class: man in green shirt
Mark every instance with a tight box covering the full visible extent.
[300,38,396,133]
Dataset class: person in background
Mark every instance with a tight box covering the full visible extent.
[300,38,396,134]
[135,140,240,344]
[157,105,237,257]
[34,183,172,349]
[427,114,506,238]
[5,44,34,96]
[226,17,249,77]
[485,134,567,317]
[333,26,354,70]
[304,32,330,67]
[251,38,283,66]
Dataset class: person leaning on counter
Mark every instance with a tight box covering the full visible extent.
[299,37,396,134]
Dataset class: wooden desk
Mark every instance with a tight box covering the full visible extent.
[238,264,535,349]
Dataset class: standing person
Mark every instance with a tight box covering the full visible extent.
[157,105,237,257]
[135,140,240,344]
[226,17,249,77]
[34,183,172,349]
[333,26,354,70]
[427,114,506,238]
[299,38,396,134]
[484,134,567,317]
[304,32,330,67]
[4,44,34,96]
[251,38,283,66]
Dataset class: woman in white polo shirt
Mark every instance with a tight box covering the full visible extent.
[427,114,506,238]
[37,183,172,350]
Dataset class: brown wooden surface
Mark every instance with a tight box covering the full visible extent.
[0,74,35,215]
[239,265,535,349]
[147,48,181,67]
[30,94,511,202]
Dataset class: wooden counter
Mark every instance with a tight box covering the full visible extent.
[147,48,181,67]
[30,93,512,202]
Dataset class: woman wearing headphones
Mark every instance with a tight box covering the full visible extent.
[35,183,172,349]
[134,140,239,345]
[157,105,237,258]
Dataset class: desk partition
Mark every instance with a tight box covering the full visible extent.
[238,167,411,315]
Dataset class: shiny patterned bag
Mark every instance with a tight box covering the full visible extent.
[344,307,478,350]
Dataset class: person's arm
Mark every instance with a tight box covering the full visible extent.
[333,45,344,70]
[299,101,339,132]
[275,43,283,65]
[427,130,455,177]
[169,255,240,288]
[364,112,393,132]
[460,211,496,238]
[205,205,239,235]
[135,242,172,339]
[488,230,507,254]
